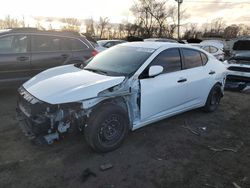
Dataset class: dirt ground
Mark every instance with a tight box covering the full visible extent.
[0,88,250,188]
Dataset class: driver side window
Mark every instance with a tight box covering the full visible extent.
[150,48,182,74]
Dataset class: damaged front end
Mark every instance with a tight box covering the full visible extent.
[16,78,140,145]
[16,87,87,144]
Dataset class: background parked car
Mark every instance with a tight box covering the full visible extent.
[190,43,225,61]
[225,39,250,90]
[0,28,97,88]
[97,39,127,49]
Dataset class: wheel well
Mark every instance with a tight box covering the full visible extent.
[89,97,130,123]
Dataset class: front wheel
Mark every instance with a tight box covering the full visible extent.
[204,84,222,112]
[84,104,129,152]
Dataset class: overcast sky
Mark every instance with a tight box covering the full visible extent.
[0,0,249,25]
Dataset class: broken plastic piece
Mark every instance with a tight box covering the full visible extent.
[100,163,113,171]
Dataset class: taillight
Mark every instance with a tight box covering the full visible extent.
[91,50,98,56]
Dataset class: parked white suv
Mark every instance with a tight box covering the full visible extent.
[17,42,227,152]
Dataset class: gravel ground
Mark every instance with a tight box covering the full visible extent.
[0,88,250,188]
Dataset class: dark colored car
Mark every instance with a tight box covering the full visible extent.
[0,28,97,88]
[97,40,127,49]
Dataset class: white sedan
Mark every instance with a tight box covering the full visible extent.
[17,42,227,152]
[190,43,225,61]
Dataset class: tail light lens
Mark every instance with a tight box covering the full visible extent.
[91,50,98,57]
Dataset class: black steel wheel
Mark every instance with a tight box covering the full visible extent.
[84,104,129,152]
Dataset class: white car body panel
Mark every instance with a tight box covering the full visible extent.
[23,65,125,104]
[140,70,188,121]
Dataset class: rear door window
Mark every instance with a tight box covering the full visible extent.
[0,35,28,53]
[150,48,182,73]
[182,49,203,69]
[31,35,66,52]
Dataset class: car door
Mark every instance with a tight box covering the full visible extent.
[181,48,214,106]
[0,34,31,86]
[30,34,72,76]
[139,48,189,121]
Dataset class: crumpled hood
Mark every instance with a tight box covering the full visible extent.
[23,65,125,104]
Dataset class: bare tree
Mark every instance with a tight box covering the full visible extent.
[85,18,95,36]
[210,18,225,33]
[224,25,240,39]
[130,0,158,38]
[183,23,200,39]
[0,15,22,29]
[238,24,250,36]
[98,17,109,39]
[61,18,81,32]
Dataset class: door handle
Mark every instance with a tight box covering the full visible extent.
[17,56,29,61]
[209,70,216,75]
[177,78,187,83]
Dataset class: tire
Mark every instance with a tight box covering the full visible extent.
[84,104,129,152]
[204,84,222,112]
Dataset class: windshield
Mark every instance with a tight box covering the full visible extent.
[84,46,154,76]
[233,40,250,51]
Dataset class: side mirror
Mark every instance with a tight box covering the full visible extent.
[148,65,163,77]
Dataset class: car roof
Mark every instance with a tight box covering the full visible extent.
[120,41,189,50]
[0,28,83,37]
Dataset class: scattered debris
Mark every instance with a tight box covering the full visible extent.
[208,141,243,153]
[204,183,217,188]
[232,182,241,188]
[81,168,96,182]
[207,146,238,153]
[182,125,200,136]
[100,163,113,171]
[156,158,163,161]
[199,127,207,131]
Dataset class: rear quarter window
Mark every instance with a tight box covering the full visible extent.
[69,38,88,51]
[200,52,208,65]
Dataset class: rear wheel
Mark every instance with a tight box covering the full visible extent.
[84,104,129,152]
[204,84,222,112]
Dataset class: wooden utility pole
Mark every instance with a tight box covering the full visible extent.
[175,0,183,39]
